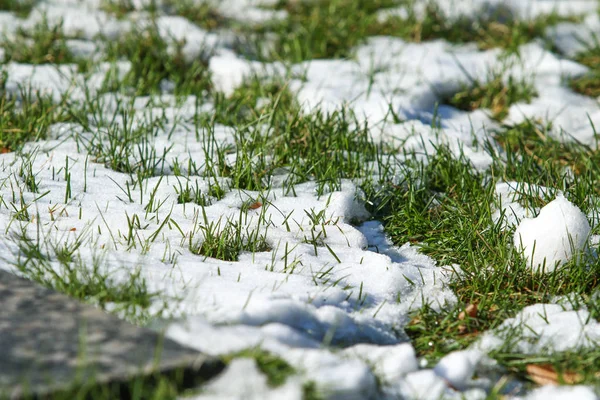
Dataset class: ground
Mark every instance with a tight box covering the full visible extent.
[2,0,600,399]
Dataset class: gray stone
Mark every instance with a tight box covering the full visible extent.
[0,269,224,399]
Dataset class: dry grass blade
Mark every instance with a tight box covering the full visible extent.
[526,364,583,386]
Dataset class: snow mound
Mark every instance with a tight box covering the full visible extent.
[433,350,485,391]
[475,303,600,354]
[514,195,590,273]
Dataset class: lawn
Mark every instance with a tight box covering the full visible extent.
[2,0,600,398]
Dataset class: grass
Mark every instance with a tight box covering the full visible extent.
[163,0,227,31]
[567,36,600,98]
[196,83,394,195]
[3,0,600,398]
[385,120,600,384]
[99,0,136,19]
[369,3,579,53]
[445,72,537,120]
[207,77,297,127]
[188,208,271,262]
[244,0,577,63]
[245,0,401,62]
[6,219,167,324]
[0,84,75,152]
[222,348,296,387]
[0,0,35,17]
[101,24,212,96]
[1,17,80,65]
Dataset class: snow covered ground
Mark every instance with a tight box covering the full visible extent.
[2,0,600,398]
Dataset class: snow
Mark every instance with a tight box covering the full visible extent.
[343,343,419,381]
[514,195,591,272]
[383,0,600,21]
[493,181,558,229]
[2,0,600,398]
[187,358,304,400]
[433,350,486,391]
[515,385,599,400]
[475,303,600,353]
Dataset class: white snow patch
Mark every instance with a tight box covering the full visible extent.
[475,303,600,354]
[433,350,486,391]
[514,384,598,400]
[514,195,590,272]
[186,358,303,400]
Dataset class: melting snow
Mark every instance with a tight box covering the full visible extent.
[2,0,600,398]
[514,195,591,272]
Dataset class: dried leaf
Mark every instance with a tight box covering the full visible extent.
[458,303,478,320]
[526,364,583,386]
[69,227,77,231]
[248,201,262,210]
[527,364,558,386]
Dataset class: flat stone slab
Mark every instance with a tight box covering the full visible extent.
[0,269,224,399]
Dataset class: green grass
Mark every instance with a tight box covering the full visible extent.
[0,0,35,17]
[163,0,226,31]
[196,81,394,195]
[567,38,600,97]
[246,0,401,62]
[244,0,577,63]
[206,77,297,127]
[102,24,212,96]
[1,17,81,65]
[369,3,579,53]
[222,348,296,387]
[188,209,271,262]
[445,71,537,120]
[6,219,168,324]
[569,71,600,98]
[99,0,136,19]
[0,84,76,152]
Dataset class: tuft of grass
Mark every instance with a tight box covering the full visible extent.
[7,221,166,324]
[102,24,212,96]
[0,85,75,152]
[174,179,213,207]
[302,381,324,400]
[1,16,79,65]
[369,2,579,53]
[246,0,401,62]
[80,106,172,181]
[207,77,297,127]
[567,39,600,97]
[247,1,577,62]
[199,83,395,195]
[99,0,135,19]
[163,0,226,31]
[222,348,296,387]
[445,73,537,120]
[0,0,35,17]
[569,72,600,98]
[495,118,600,218]
[189,210,271,262]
